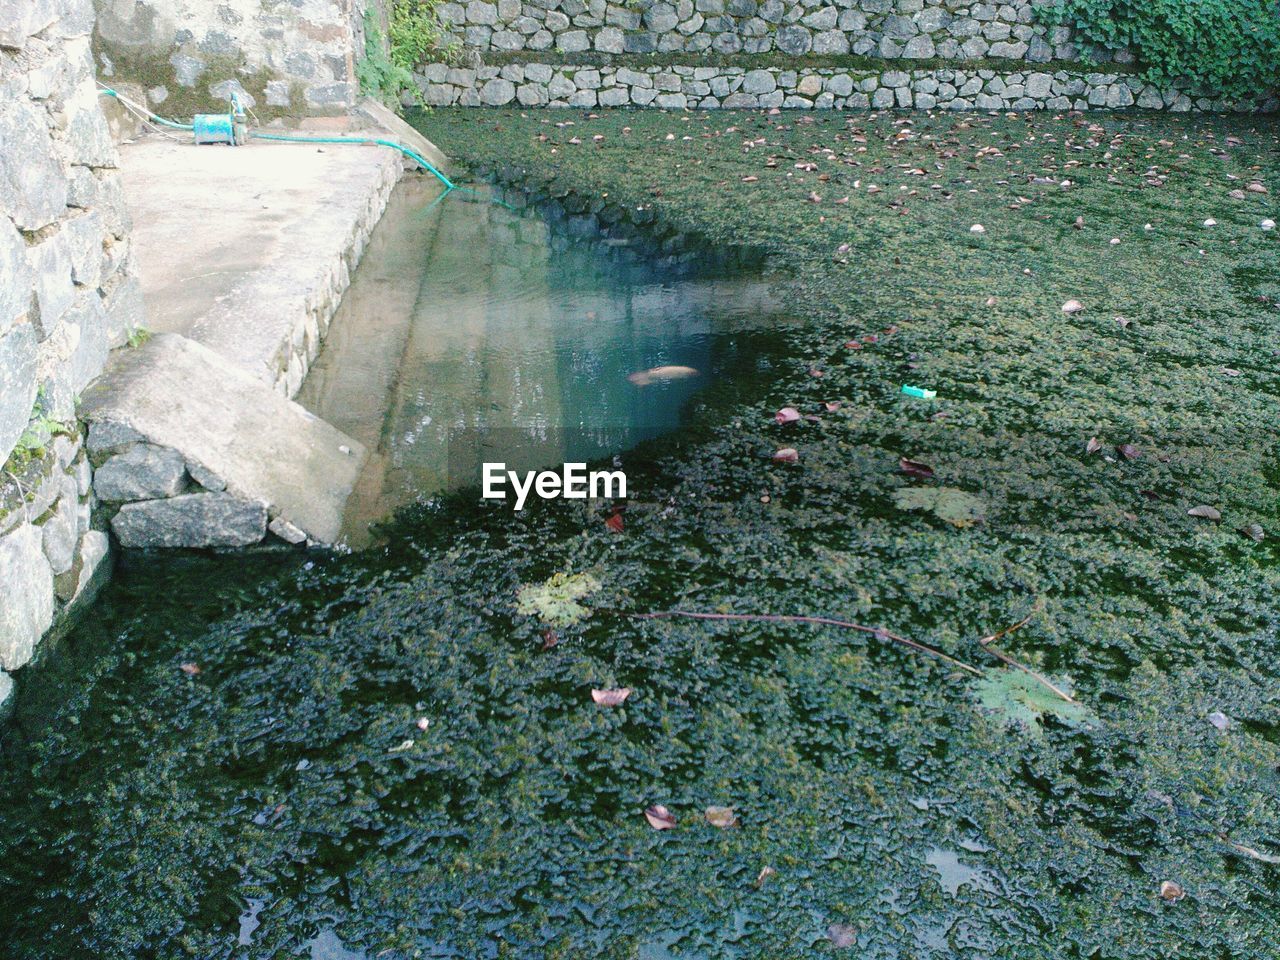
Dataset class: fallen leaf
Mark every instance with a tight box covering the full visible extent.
[541,628,559,650]
[775,406,801,425]
[704,805,737,828]
[1207,710,1231,732]
[899,457,935,477]
[179,662,201,676]
[1061,299,1085,314]
[1187,505,1221,521]
[591,687,632,706]
[644,804,677,830]
[1248,181,1267,194]
[1085,437,1102,454]
[754,865,776,887]
[824,401,842,412]
[1159,880,1185,902]
[773,447,799,463]
[604,512,624,533]
[827,924,858,948]
[1238,522,1265,542]
[1117,443,1141,460]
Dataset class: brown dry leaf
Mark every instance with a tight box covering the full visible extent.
[1061,299,1085,314]
[899,457,935,477]
[1187,505,1222,521]
[754,865,776,888]
[773,447,800,463]
[591,687,632,706]
[1159,880,1185,902]
[1248,181,1268,194]
[1238,522,1265,542]
[741,175,758,183]
[1086,437,1102,454]
[775,406,801,425]
[644,804,677,830]
[179,662,201,676]
[1117,443,1141,460]
[604,512,624,533]
[704,805,738,828]
[541,628,559,650]
[827,924,858,948]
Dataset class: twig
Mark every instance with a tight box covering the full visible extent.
[977,601,1078,704]
[1222,836,1280,865]
[629,609,982,675]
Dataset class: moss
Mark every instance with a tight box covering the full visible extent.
[1,108,1278,958]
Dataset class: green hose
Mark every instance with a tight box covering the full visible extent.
[96,85,511,207]
[249,132,456,191]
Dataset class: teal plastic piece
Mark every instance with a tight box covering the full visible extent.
[901,385,937,399]
[193,113,235,145]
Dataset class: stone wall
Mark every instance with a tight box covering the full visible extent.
[416,0,1277,111]
[93,0,367,117]
[419,59,1269,111]
[1,0,139,712]
[435,0,1098,62]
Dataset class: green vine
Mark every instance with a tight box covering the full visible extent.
[357,1,458,107]
[1037,0,1280,100]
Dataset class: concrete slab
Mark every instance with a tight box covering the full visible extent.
[119,133,404,392]
[80,334,367,544]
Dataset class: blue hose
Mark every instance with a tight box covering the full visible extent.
[249,132,456,190]
[96,86,510,207]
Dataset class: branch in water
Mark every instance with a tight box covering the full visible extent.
[977,601,1078,704]
[628,609,982,675]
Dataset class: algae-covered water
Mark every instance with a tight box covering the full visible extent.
[296,180,787,544]
[2,108,1279,959]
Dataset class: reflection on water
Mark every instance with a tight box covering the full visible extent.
[297,182,786,544]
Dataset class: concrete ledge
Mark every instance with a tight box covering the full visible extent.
[121,135,404,396]
[80,333,367,545]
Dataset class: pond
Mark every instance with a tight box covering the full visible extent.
[297,181,788,544]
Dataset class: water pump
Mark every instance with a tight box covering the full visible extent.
[192,92,248,146]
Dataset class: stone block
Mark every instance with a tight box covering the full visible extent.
[0,100,67,231]
[0,523,54,670]
[0,218,32,337]
[40,480,79,575]
[112,493,268,548]
[27,230,76,339]
[0,323,38,466]
[94,444,187,502]
[54,530,109,605]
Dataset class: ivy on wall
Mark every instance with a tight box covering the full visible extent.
[1038,0,1280,99]
[358,0,457,106]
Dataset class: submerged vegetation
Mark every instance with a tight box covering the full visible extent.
[2,107,1279,957]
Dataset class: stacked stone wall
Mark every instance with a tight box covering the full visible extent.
[1,0,140,711]
[415,0,1277,111]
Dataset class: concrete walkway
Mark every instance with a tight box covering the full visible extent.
[79,121,448,548]
[121,135,403,394]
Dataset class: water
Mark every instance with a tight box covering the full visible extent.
[297,182,787,543]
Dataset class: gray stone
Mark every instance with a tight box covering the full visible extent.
[1106,83,1135,108]
[0,323,38,467]
[882,14,917,39]
[599,86,630,106]
[269,516,307,544]
[800,6,837,29]
[1137,84,1164,109]
[466,0,498,23]
[595,26,625,51]
[95,444,188,501]
[54,530,109,606]
[1025,72,1053,98]
[742,69,777,94]
[902,35,935,58]
[208,79,256,109]
[479,77,516,104]
[0,523,54,670]
[775,25,812,55]
[169,53,205,87]
[812,29,849,54]
[557,29,590,51]
[40,484,79,575]
[0,218,32,336]
[112,493,268,548]
[28,229,75,338]
[0,670,10,713]
[87,418,145,456]
[0,100,67,230]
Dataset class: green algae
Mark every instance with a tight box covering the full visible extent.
[1,108,1279,958]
